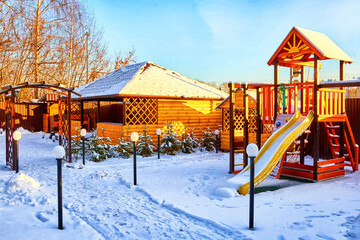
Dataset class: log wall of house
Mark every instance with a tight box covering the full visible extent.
[97,99,223,144]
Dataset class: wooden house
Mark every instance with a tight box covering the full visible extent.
[73,61,228,143]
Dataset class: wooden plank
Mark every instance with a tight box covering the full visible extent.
[317,163,345,173]
[317,169,345,181]
[317,157,345,166]
[281,168,314,180]
[283,162,313,171]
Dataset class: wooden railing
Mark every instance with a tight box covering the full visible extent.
[277,82,313,115]
[318,88,346,116]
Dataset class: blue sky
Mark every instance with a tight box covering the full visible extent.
[89,0,360,84]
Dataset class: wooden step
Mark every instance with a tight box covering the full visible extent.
[329,134,340,139]
[295,140,308,145]
[325,125,340,129]
[334,152,349,158]
[287,151,300,155]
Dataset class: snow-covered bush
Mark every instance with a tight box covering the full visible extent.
[200,127,215,151]
[160,122,181,155]
[114,125,133,159]
[137,126,156,157]
[87,128,114,162]
[181,126,198,154]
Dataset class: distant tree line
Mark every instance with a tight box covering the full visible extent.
[0,0,136,100]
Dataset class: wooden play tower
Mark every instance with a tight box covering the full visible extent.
[227,27,359,181]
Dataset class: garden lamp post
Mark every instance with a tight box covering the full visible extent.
[246,143,259,230]
[53,145,66,230]
[80,128,87,165]
[156,128,161,159]
[13,130,22,173]
[131,132,139,185]
[214,130,220,153]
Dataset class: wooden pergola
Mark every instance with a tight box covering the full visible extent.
[0,82,81,170]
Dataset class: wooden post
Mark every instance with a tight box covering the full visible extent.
[243,84,249,168]
[80,100,84,128]
[274,60,279,122]
[340,60,345,81]
[5,97,9,166]
[97,99,100,126]
[123,98,127,124]
[11,89,16,170]
[229,82,235,174]
[301,66,305,114]
[256,87,261,149]
[67,91,72,163]
[313,55,320,181]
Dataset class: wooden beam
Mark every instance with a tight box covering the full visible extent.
[313,54,320,181]
[80,100,84,128]
[229,82,235,174]
[256,87,261,149]
[318,80,360,88]
[243,84,249,168]
[274,60,279,121]
[67,91,72,163]
[340,60,345,81]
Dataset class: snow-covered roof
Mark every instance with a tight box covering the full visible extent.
[74,61,228,100]
[268,26,353,67]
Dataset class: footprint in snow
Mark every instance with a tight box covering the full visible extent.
[331,210,346,216]
[316,232,336,240]
[304,215,330,219]
[35,211,53,222]
[288,220,313,230]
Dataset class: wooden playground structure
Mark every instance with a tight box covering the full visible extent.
[226,27,359,181]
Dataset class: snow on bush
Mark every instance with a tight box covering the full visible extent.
[181,126,198,154]
[200,127,215,151]
[160,122,181,155]
[137,126,155,157]
[114,125,133,158]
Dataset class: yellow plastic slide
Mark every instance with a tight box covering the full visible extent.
[225,111,314,196]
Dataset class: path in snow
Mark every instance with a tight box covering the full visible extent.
[0,132,245,239]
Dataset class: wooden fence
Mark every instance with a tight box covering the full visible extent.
[0,102,47,132]
[346,98,360,147]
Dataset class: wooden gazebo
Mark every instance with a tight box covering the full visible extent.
[73,61,228,143]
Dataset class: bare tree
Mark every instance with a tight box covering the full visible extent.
[0,0,137,100]
[114,48,137,70]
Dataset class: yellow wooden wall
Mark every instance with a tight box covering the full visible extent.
[97,99,223,144]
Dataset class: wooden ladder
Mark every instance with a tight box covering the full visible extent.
[324,120,358,172]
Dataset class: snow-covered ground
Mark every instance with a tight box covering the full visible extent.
[0,130,359,239]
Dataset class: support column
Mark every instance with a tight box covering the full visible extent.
[80,100,84,128]
[340,60,345,81]
[301,66,305,114]
[97,99,100,126]
[313,55,320,181]
[11,89,15,170]
[274,60,279,122]
[67,91,72,163]
[243,84,249,168]
[256,87,261,149]
[229,82,235,174]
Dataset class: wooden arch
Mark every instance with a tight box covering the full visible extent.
[0,82,81,170]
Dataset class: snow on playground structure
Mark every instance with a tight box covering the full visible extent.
[220,26,359,195]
